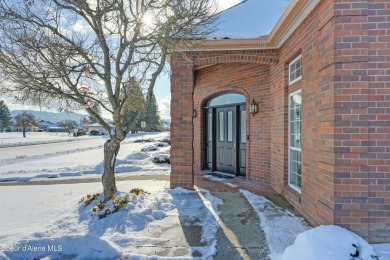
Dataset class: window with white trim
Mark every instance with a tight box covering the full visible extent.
[288,90,302,192]
[289,54,302,85]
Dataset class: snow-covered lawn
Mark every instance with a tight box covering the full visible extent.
[0,132,170,182]
[0,180,221,259]
[0,132,97,147]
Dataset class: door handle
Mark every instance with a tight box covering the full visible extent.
[233,143,236,151]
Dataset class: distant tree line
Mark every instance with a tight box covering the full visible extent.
[0,97,163,137]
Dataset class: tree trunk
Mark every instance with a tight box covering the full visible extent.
[102,138,120,201]
[23,128,26,138]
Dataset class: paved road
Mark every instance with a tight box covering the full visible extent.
[0,138,106,161]
[0,174,170,186]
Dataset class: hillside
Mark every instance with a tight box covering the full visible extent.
[10,110,87,123]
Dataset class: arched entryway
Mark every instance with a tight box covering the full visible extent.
[204,92,246,177]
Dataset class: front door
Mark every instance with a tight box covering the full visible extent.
[216,106,236,174]
[204,92,246,177]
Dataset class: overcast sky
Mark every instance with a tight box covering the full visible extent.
[1,0,243,120]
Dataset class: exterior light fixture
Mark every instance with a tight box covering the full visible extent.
[193,109,197,118]
[249,99,258,116]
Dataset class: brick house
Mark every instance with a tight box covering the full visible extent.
[169,0,390,242]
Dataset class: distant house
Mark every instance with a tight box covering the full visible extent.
[36,121,56,131]
[169,0,390,242]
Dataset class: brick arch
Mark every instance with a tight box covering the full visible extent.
[194,55,279,69]
[197,87,250,110]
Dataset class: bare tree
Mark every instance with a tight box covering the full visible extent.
[59,119,77,134]
[0,0,217,201]
[14,112,37,138]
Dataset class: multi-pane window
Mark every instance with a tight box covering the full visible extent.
[289,54,302,85]
[289,90,302,192]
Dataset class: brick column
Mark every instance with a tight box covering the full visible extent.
[333,0,370,239]
[333,0,390,242]
[170,54,195,189]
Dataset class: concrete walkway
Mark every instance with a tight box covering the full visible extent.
[212,192,270,260]
[1,174,286,259]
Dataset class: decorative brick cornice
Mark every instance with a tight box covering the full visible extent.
[194,54,279,69]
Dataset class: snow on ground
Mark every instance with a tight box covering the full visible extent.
[0,180,222,259]
[0,132,170,182]
[372,244,390,260]
[1,132,389,259]
[281,225,380,260]
[0,132,96,147]
[203,174,238,188]
[241,190,310,259]
[241,190,389,260]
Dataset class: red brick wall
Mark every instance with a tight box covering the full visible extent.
[169,0,390,242]
[269,0,337,228]
[268,0,390,242]
[332,0,390,242]
[193,61,271,184]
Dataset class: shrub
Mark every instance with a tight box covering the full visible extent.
[81,190,150,219]
[97,195,130,219]
[153,157,170,164]
[159,139,171,145]
[80,193,100,206]
[152,153,170,164]
[134,138,153,143]
[141,145,158,152]
[130,188,150,195]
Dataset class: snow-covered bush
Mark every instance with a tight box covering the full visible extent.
[159,135,171,145]
[80,190,150,219]
[129,188,150,195]
[152,153,170,164]
[141,144,158,152]
[281,225,379,260]
[156,142,169,147]
[134,138,154,143]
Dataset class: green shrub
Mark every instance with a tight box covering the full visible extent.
[152,157,170,164]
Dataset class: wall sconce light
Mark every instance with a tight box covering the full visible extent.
[249,99,258,116]
[193,109,197,118]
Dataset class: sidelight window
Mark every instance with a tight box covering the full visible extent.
[288,90,302,192]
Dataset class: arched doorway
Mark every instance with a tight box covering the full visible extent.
[204,92,246,177]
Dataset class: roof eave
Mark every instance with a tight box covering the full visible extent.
[173,0,321,52]
[268,0,321,48]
